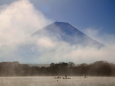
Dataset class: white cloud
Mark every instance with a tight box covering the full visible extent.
[0,0,50,46]
[37,37,56,48]
[0,0,51,62]
[83,28,115,49]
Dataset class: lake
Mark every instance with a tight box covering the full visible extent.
[0,76,115,86]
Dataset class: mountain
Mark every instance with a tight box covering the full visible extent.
[33,21,104,47]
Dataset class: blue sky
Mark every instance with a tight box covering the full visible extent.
[30,0,115,34]
[0,0,115,34]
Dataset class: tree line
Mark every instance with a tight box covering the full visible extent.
[0,61,115,76]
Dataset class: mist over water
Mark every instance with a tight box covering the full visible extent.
[0,77,115,86]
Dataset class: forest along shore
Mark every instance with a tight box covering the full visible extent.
[0,61,114,76]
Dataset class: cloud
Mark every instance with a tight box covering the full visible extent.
[0,0,51,62]
[36,37,56,48]
[83,28,115,49]
[0,0,50,46]
[36,41,115,64]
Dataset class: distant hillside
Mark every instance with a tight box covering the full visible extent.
[28,64,50,67]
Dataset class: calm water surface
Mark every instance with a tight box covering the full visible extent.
[0,76,115,86]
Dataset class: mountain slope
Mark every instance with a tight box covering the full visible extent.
[33,21,104,47]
